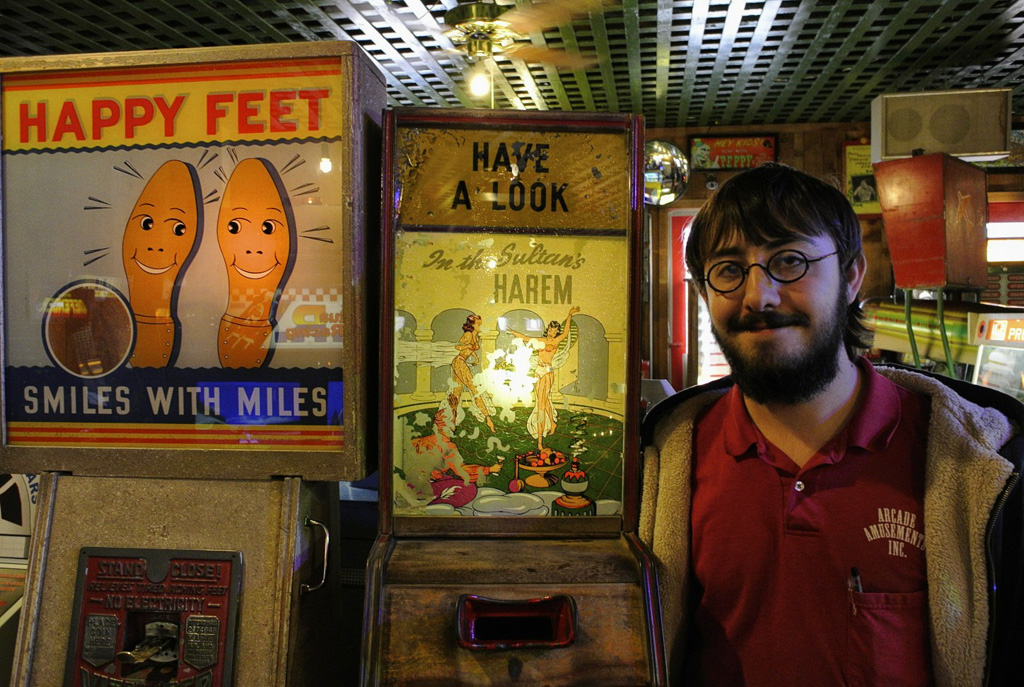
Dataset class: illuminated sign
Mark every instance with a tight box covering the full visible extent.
[2,54,357,455]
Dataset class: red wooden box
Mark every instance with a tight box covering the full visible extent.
[873,153,988,290]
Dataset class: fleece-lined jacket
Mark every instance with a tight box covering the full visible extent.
[640,364,1024,686]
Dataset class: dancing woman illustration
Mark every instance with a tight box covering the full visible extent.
[447,314,495,432]
[508,306,580,450]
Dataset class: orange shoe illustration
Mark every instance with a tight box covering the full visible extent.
[216,158,296,368]
[121,160,203,368]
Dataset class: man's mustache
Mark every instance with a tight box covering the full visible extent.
[727,311,809,333]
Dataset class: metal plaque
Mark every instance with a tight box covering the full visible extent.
[64,548,242,687]
[81,614,119,667]
[183,615,220,670]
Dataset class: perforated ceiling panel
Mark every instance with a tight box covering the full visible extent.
[2,0,1023,127]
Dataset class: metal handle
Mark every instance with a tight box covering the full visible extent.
[301,517,329,595]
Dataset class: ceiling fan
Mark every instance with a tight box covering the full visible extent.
[441,0,612,70]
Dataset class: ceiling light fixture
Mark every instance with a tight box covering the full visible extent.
[468,63,491,98]
[444,2,524,62]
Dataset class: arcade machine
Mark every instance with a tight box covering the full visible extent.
[0,42,384,685]
[362,108,665,686]
[971,312,1024,400]
[862,299,1024,373]
[872,152,989,376]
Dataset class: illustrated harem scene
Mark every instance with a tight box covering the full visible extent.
[392,304,624,517]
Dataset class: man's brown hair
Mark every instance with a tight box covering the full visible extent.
[684,162,871,356]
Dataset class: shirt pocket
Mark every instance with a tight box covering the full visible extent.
[846,589,932,687]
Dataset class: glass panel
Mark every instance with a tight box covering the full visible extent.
[2,59,349,451]
[389,120,633,518]
[975,344,1024,401]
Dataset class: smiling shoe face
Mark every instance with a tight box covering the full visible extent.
[122,160,200,316]
[216,158,296,369]
[121,160,201,368]
[217,158,294,300]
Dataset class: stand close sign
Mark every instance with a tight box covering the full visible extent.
[64,548,242,687]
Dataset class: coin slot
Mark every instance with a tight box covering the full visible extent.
[456,594,577,650]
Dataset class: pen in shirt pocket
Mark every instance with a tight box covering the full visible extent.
[849,567,863,592]
[848,567,863,615]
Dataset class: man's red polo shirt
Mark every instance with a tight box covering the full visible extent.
[690,359,932,686]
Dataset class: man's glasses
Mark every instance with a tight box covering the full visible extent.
[704,249,839,294]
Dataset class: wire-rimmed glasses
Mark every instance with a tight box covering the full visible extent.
[704,249,839,294]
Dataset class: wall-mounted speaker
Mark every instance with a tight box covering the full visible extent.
[870,88,1012,163]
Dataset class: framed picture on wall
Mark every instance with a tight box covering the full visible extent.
[688,135,776,171]
[843,140,881,217]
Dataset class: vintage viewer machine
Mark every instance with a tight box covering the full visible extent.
[362,108,665,685]
[0,41,384,685]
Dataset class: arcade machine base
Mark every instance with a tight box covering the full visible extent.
[12,474,339,686]
[365,536,656,686]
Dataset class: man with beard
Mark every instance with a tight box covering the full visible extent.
[639,163,1023,687]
